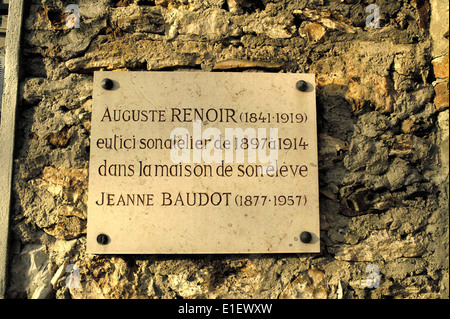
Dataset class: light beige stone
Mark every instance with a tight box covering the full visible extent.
[435,81,449,110]
[299,22,327,42]
[433,54,449,79]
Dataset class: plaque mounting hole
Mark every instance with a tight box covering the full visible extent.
[101,78,114,90]
[300,231,312,243]
[296,80,308,92]
[97,234,110,245]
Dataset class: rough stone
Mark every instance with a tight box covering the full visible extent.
[298,21,327,42]
[434,81,449,111]
[329,229,427,262]
[429,0,450,57]
[279,268,328,299]
[5,0,448,300]
[24,2,108,60]
[436,110,449,179]
[45,127,70,148]
[293,8,359,33]
[166,8,240,41]
[212,59,283,70]
[22,74,92,110]
[411,0,430,29]
[389,134,430,164]
[311,41,408,113]
[111,5,165,34]
[432,53,449,78]
[242,12,296,39]
[385,158,421,191]
[8,244,52,299]
[318,133,348,170]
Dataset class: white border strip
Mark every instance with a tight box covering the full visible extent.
[0,0,25,299]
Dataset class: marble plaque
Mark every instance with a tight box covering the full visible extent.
[86,71,320,254]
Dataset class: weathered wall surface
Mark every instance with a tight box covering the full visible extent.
[5,0,448,298]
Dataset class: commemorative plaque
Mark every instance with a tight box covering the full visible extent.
[86,71,320,254]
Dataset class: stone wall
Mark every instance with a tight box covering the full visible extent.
[5,0,448,298]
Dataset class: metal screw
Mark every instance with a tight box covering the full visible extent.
[97,234,110,245]
[300,231,312,243]
[101,78,114,90]
[296,80,308,92]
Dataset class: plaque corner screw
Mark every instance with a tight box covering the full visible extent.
[101,78,114,90]
[300,231,312,243]
[97,234,110,245]
[296,80,308,92]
